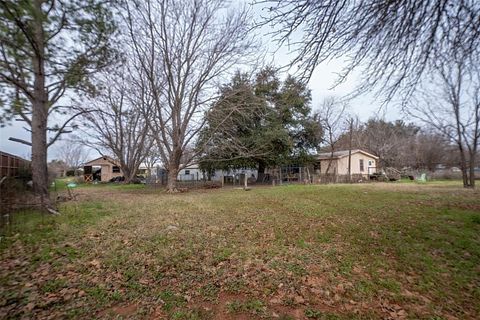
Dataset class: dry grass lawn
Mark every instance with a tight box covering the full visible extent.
[1,182,479,319]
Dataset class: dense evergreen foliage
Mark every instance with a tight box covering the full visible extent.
[198,68,322,179]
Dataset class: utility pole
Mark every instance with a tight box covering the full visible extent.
[347,118,353,183]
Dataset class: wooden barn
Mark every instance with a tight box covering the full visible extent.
[83,156,123,182]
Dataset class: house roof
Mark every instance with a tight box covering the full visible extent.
[316,149,379,160]
[183,163,200,169]
[83,156,120,167]
[138,162,163,170]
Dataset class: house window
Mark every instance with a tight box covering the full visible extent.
[112,166,120,173]
[359,159,364,172]
[368,160,374,166]
[185,170,190,175]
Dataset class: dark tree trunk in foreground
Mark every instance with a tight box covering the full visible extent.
[31,102,50,204]
[167,168,179,192]
[31,3,50,206]
[457,141,469,188]
[166,148,182,192]
[468,154,476,188]
[256,162,266,183]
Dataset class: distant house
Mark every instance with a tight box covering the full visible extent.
[83,156,123,182]
[315,149,378,176]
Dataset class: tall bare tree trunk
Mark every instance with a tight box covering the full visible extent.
[167,166,179,192]
[469,152,476,188]
[348,118,353,182]
[166,148,182,192]
[31,101,50,205]
[459,152,471,188]
[325,148,335,175]
[122,167,134,184]
[456,141,469,188]
[31,0,51,208]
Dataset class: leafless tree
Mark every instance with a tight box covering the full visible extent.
[406,51,480,188]
[55,140,90,176]
[80,69,154,184]
[412,132,449,171]
[357,119,419,168]
[315,97,348,174]
[125,0,258,191]
[257,0,480,100]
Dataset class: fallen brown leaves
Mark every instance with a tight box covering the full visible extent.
[0,183,478,319]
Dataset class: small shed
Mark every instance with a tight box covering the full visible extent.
[316,149,378,177]
[83,156,123,182]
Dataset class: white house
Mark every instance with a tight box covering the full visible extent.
[137,161,259,183]
[177,164,204,181]
[177,164,258,182]
[210,168,258,183]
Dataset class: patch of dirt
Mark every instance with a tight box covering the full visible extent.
[100,303,138,317]
[270,305,306,319]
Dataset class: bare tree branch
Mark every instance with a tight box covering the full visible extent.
[256,0,480,101]
[124,0,258,191]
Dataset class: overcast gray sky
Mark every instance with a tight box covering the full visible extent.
[0,1,401,160]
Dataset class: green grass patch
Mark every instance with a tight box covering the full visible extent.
[159,290,187,312]
[226,299,266,315]
[41,278,67,293]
